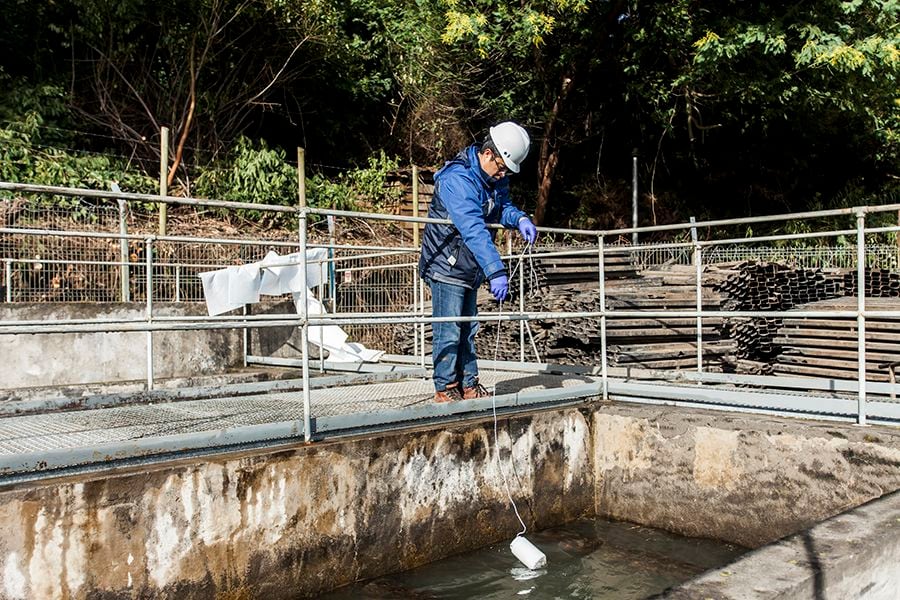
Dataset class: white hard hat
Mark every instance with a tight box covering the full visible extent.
[489,122,530,174]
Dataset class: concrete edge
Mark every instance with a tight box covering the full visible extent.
[657,490,900,599]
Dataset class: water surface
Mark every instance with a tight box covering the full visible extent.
[323,516,746,599]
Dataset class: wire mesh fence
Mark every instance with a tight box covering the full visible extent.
[0,200,427,352]
[1,200,304,303]
[626,242,900,270]
[333,248,420,354]
[5,198,900,366]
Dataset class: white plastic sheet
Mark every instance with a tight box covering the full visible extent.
[200,250,382,363]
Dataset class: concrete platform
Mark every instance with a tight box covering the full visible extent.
[0,370,598,477]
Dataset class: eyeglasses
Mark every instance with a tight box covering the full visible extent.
[491,153,508,175]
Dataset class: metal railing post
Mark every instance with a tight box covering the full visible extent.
[327,215,337,313]
[412,165,420,249]
[299,211,312,441]
[419,276,426,370]
[4,259,11,303]
[242,305,248,368]
[519,254,525,363]
[411,168,422,367]
[695,245,703,373]
[631,152,639,246]
[691,218,702,373]
[145,237,154,390]
[318,276,325,374]
[856,210,867,425]
[598,235,608,400]
[412,264,419,359]
[174,265,180,302]
[117,196,130,302]
[296,147,313,440]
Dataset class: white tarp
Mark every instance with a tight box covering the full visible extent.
[199,250,383,363]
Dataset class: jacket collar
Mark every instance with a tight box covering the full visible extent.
[468,145,496,188]
[437,145,495,190]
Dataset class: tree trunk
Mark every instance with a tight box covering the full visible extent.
[535,151,558,225]
[534,72,574,225]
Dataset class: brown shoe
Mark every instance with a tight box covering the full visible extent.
[462,381,491,400]
[434,383,462,403]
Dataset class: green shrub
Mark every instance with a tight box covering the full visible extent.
[194,138,401,225]
[0,81,156,212]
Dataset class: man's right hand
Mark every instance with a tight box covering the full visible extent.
[490,274,509,302]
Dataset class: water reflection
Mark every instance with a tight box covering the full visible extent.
[322,517,746,599]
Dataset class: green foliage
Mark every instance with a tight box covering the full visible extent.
[306,151,403,212]
[613,0,900,221]
[2,0,898,231]
[194,138,401,223]
[0,79,156,209]
[194,137,296,207]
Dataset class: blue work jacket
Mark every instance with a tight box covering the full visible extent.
[419,145,527,289]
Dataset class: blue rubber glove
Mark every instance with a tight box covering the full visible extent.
[490,274,509,302]
[518,217,537,245]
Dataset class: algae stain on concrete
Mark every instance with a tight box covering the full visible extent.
[693,427,741,491]
[398,429,506,529]
[146,475,194,589]
[593,413,659,481]
[20,484,92,600]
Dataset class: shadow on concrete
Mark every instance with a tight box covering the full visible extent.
[493,373,595,395]
[802,530,826,600]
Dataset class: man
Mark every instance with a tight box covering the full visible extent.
[419,121,538,403]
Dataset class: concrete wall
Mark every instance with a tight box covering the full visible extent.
[0,302,302,389]
[660,490,900,599]
[0,409,593,599]
[0,403,898,598]
[592,405,900,547]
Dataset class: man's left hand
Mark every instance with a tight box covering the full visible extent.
[518,217,537,245]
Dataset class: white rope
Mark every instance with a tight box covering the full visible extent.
[490,243,536,537]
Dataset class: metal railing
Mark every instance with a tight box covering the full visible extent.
[629,243,900,270]
[3,180,900,444]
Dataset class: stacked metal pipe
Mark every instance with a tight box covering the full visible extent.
[714,262,845,372]
[394,260,734,371]
[842,270,900,297]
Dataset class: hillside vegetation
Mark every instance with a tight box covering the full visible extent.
[2,0,898,230]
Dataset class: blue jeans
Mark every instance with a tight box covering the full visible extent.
[429,280,479,392]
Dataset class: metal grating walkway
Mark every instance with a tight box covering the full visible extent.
[0,370,599,477]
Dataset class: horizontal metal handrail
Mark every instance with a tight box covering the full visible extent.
[5,178,900,440]
[7,180,900,238]
[0,308,881,335]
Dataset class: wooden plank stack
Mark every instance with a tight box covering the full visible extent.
[772,297,900,382]
[530,251,637,284]
[393,259,733,371]
[391,256,900,378]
